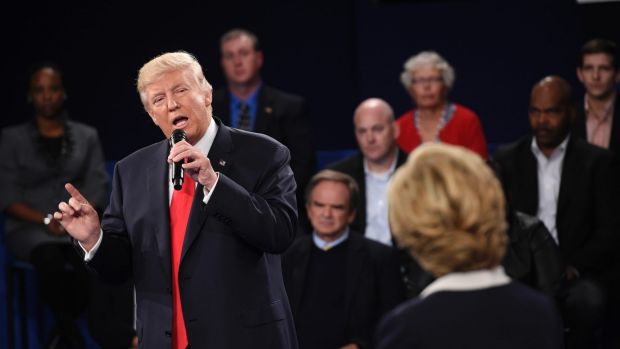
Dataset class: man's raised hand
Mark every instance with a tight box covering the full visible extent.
[54,183,101,251]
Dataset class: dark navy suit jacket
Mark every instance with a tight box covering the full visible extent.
[85,118,299,348]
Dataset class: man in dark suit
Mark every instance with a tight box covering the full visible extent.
[494,75,619,348]
[212,28,316,230]
[282,170,406,349]
[574,38,620,155]
[54,51,298,348]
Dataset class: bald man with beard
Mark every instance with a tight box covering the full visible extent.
[494,76,620,348]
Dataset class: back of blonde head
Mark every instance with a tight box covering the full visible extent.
[388,143,507,277]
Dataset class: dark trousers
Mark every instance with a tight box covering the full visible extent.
[30,243,90,346]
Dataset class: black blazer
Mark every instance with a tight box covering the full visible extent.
[573,93,620,156]
[212,85,316,213]
[494,135,619,280]
[85,118,299,349]
[326,150,408,235]
[375,282,564,349]
[281,232,406,349]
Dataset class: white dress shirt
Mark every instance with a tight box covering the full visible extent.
[530,136,569,244]
[363,157,397,246]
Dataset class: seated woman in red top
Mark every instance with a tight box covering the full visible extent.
[396,51,488,158]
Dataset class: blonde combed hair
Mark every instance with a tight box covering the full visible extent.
[388,143,507,277]
[136,51,212,107]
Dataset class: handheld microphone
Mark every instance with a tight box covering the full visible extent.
[170,129,187,191]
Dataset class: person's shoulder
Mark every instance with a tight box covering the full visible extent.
[382,296,425,323]
[117,140,166,167]
[353,232,397,256]
[503,282,556,309]
[395,109,414,124]
[225,124,292,162]
[262,85,305,104]
[325,152,362,173]
[570,135,611,158]
[1,122,30,136]
[66,120,99,136]
[493,136,530,160]
[227,124,286,149]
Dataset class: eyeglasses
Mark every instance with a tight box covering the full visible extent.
[411,76,443,86]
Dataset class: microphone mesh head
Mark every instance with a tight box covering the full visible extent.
[171,129,187,143]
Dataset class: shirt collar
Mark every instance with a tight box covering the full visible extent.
[530,134,570,159]
[230,82,262,108]
[363,150,398,179]
[312,228,350,251]
[420,266,511,298]
[584,93,616,121]
[193,118,218,156]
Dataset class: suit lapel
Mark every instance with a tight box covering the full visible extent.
[181,119,234,262]
[150,140,173,280]
[557,138,579,221]
[514,138,539,215]
[255,86,272,134]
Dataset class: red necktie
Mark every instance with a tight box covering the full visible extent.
[170,176,195,349]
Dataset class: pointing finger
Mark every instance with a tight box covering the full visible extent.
[65,183,89,204]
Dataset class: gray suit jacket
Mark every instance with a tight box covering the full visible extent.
[0,119,108,260]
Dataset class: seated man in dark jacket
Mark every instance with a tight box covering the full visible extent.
[282,170,406,349]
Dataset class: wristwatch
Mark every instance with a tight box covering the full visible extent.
[43,213,53,226]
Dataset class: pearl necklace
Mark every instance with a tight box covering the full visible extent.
[414,103,455,143]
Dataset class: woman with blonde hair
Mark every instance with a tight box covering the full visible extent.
[375,143,563,349]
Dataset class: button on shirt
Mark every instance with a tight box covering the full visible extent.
[531,136,569,244]
[364,158,397,246]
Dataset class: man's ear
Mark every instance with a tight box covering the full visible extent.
[393,121,400,139]
[205,90,213,107]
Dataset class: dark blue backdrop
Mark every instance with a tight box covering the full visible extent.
[2,0,619,161]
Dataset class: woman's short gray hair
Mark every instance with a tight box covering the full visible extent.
[400,51,455,90]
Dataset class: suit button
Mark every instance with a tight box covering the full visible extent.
[165,330,172,337]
